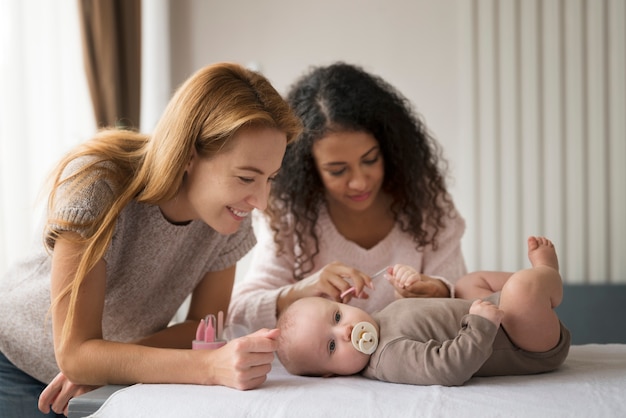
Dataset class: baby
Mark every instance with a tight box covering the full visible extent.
[276,236,571,386]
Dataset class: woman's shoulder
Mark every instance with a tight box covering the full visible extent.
[62,154,119,178]
[52,156,122,221]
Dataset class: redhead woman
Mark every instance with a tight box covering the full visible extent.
[0,62,301,417]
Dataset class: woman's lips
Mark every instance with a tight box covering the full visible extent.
[227,206,250,220]
[348,192,371,202]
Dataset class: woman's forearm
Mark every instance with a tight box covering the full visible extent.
[56,339,202,385]
[133,320,198,349]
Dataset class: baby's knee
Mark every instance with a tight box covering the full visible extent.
[501,269,542,297]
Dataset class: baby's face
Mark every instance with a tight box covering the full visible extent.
[286,297,378,376]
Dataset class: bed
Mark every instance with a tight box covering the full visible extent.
[68,285,626,417]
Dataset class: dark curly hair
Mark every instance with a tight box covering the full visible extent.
[266,62,455,280]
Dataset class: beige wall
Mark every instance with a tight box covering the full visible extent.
[169,0,462,162]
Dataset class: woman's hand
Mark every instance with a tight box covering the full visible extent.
[277,262,375,314]
[203,328,280,390]
[386,264,450,298]
[308,262,375,302]
[38,328,278,412]
[38,372,99,415]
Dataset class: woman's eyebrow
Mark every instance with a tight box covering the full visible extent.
[235,165,264,175]
[321,161,347,168]
[321,145,380,167]
[362,145,379,157]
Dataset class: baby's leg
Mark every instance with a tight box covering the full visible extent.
[498,236,563,352]
[455,271,513,299]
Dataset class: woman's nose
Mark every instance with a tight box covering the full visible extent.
[247,183,269,210]
[348,170,366,190]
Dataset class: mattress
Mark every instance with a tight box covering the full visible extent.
[79,344,626,418]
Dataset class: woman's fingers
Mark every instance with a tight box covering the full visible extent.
[298,262,379,302]
[38,372,98,415]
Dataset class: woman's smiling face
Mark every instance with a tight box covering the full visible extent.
[161,125,287,234]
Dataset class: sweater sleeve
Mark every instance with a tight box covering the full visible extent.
[364,315,498,386]
[420,204,468,285]
[227,212,298,331]
[47,157,118,248]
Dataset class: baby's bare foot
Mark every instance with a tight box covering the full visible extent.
[527,236,559,271]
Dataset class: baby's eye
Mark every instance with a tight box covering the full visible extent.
[334,311,341,323]
[329,340,336,353]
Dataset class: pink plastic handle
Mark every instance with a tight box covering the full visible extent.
[340,287,356,299]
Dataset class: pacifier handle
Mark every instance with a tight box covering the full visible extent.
[351,321,378,355]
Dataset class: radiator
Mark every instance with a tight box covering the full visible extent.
[456,0,625,283]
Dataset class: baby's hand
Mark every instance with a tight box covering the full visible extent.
[387,264,449,298]
[388,264,421,289]
[469,299,504,327]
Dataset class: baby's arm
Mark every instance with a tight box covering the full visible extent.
[364,312,499,386]
[468,299,504,327]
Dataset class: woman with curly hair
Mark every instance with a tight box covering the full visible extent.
[228,62,467,333]
[0,62,301,417]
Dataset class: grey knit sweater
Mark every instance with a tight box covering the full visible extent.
[0,158,255,383]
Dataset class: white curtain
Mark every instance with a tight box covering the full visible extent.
[141,0,171,133]
[0,0,95,275]
[0,0,172,278]
[456,0,626,284]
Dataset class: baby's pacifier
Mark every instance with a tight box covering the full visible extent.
[351,321,378,355]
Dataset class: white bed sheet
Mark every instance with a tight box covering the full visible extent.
[88,344,626,418]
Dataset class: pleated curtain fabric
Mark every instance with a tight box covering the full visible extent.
[77,0,141,129]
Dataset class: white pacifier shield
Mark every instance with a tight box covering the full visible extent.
[351,321,378,355]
